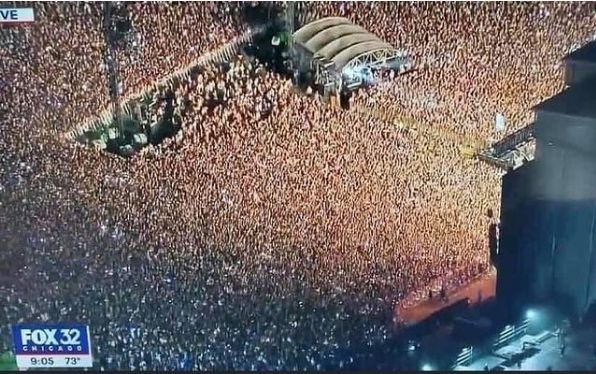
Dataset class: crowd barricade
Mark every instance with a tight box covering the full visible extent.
[64,26,264,141]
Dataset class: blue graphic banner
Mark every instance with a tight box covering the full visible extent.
[12,323,91,356]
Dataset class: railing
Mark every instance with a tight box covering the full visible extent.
[452,346,474,369]
[491,123,535,157]
[478,123,536,171]
[477,152,512,171]
[492,319,530,351]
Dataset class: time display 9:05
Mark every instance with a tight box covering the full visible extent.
[29,357,54,366]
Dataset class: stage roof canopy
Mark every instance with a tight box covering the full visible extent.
[293,17,403,73]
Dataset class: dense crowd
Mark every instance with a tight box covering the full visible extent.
[1,1,594,370]
[118,2,248,96]
[300,1,596,142]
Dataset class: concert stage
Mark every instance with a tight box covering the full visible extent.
[395,271,497,327]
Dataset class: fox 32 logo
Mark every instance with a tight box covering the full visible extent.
[12,324,90,354]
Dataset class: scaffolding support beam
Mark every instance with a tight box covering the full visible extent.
[103,1,123,134]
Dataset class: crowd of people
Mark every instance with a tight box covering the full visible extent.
[1,1,594,370]
[300,1,596,143]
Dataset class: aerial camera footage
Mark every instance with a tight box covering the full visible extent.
[1,1,595,371]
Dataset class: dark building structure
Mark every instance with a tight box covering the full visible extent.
[564,40,596,87]
[497,40,596,321]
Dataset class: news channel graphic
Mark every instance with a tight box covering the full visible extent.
[0,8,35,25]
[11,324,93,369]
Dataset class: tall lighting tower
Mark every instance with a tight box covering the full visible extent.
[284,1,296,77]
[103,1,123,137]
[285,1,295,48]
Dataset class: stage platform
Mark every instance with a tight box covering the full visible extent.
[395,271,497,327]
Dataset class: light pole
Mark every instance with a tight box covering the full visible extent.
[103,1,124,144]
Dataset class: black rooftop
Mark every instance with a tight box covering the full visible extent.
[564,40,596,63]
[533,75,596,119]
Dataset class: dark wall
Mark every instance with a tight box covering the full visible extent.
[499,42,596,320]
[534,111,596,201]
[497,163,545,316]
[534,111,596,158]
[565,60,596,87]
[497,152,596,320]
[551,198,596,316]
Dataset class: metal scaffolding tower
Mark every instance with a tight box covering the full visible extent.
[285,1,295,47]
[103,1,123,134]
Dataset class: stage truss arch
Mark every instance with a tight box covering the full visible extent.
[292,17,411,91]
